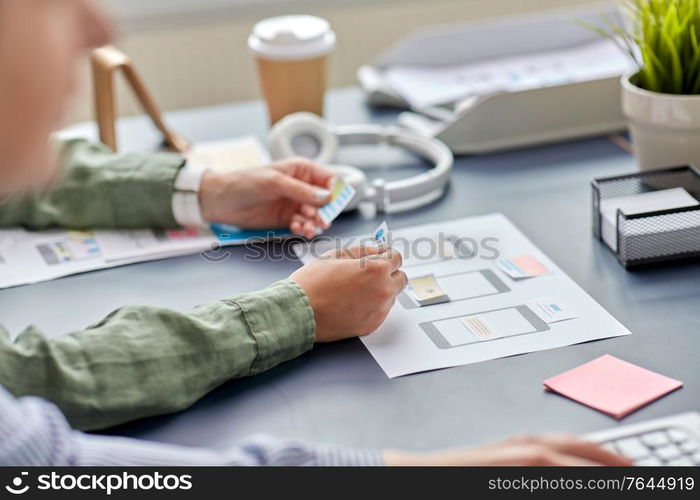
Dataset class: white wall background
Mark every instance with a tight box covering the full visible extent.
[72,0,603,122]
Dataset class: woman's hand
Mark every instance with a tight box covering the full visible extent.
[199,157,336,238]
[383,434,632,466]
[290,246,408,342]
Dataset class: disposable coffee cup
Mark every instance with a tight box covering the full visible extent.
[248,15,336,125]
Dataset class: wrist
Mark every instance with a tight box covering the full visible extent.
[198,170,225,223]
[199,171,213,222]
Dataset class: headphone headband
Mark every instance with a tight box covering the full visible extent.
[268,113,453,213]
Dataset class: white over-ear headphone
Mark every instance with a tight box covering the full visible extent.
[268,112,453,213]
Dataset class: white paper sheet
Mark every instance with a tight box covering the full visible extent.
[293,214,631,377]
[94,227,217,263]
[383,39,636,109]
[184,135,270,173]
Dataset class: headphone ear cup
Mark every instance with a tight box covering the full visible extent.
[267,112,338,164]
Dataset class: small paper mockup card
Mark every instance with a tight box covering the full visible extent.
[497,254,549,279]
[543,355,683,419]
[406,274,450,307]
[526,296,578,324]
[373,221,389,244]
[318,179,356,225]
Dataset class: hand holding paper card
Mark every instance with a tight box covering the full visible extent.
[544,355,683,419]
[293,214,632,377]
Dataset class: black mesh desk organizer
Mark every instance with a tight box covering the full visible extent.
[592,166,700,269]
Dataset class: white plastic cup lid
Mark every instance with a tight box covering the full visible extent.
[248,15,336,61]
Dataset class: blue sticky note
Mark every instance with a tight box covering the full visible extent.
[210,223,290,243]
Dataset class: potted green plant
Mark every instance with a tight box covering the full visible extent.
[595,0,700,170]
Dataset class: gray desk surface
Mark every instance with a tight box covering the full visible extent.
[3,88,699,452]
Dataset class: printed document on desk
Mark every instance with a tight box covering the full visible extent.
[0,224,289,289]
[0,228,107,289]
[293,214,631,377]
[383,39,635,109]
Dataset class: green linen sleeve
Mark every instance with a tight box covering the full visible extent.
[0,139,184,229]
[0,279,316,431]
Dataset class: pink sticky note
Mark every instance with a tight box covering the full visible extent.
[543,355,683,419]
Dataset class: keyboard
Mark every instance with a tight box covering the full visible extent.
[586,412,700,466]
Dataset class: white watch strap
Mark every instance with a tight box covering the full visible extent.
[174,161,207,191]
[172,161,208,228]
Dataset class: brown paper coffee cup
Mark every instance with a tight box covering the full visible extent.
[255,55,328,124]
[248,16,336,125]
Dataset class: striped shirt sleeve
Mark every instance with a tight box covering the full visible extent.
[0,386,383,467]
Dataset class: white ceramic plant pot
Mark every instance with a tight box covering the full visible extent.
[622,75,700,170]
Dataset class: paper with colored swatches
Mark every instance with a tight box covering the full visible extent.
[318,179,356,225]
[497,254,549,279]
[543,355,683,419]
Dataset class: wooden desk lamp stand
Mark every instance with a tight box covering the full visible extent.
[91,46,189,153]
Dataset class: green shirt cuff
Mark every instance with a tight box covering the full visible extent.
[227,279,316,374]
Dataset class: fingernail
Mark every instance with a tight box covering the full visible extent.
[314,226,324,236]
[315,189,331,201]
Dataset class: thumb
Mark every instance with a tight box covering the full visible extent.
[274,174,331,206]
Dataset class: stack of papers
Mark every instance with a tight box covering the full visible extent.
[599,188,700,252]
[383,39,635,109]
